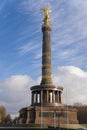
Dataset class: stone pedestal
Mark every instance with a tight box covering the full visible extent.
[26,106,78,126]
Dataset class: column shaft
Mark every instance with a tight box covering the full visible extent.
[36,92,38,103]
[47,90,49,103]
[41,25,53,85]
[32,91,34,104]
[52,91,55,103]
[59,91,61,103]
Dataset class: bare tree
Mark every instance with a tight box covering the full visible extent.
[0,106,7,123]
[73,102,83,107]
[3,114,12,124]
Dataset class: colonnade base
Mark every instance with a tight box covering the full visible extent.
[26,105,79,126]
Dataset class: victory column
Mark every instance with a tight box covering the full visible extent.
[18,7,78,127]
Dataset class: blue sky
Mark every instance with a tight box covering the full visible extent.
[0,0,87,80]
[0,0,87,117]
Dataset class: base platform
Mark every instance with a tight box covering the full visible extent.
[26,105,78,126]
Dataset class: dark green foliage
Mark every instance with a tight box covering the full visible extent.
[2,114,12,124]
[68,105,87,124]
[77,106,87,124]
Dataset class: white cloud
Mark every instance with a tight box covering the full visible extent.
[0,66,87,117]
[51,0,87,70]
[19,42,39,55]
[53,66,87,105]
[16,0,87,71]
[0,75,37,115]
[0,1,6,11]
[71,0,87,12]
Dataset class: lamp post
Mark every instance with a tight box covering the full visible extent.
[54,106,56,128]
[58,115,60,130]
[58,109,64,130]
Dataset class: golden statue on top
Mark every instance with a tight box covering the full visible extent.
[41,7,51,24]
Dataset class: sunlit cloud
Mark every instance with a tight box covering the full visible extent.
[0,66,87,116]
[0,75,36,114]
[0,0,6,11]
[16,0,87,72]
[53,66,87,105]
[19,42,39,55]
